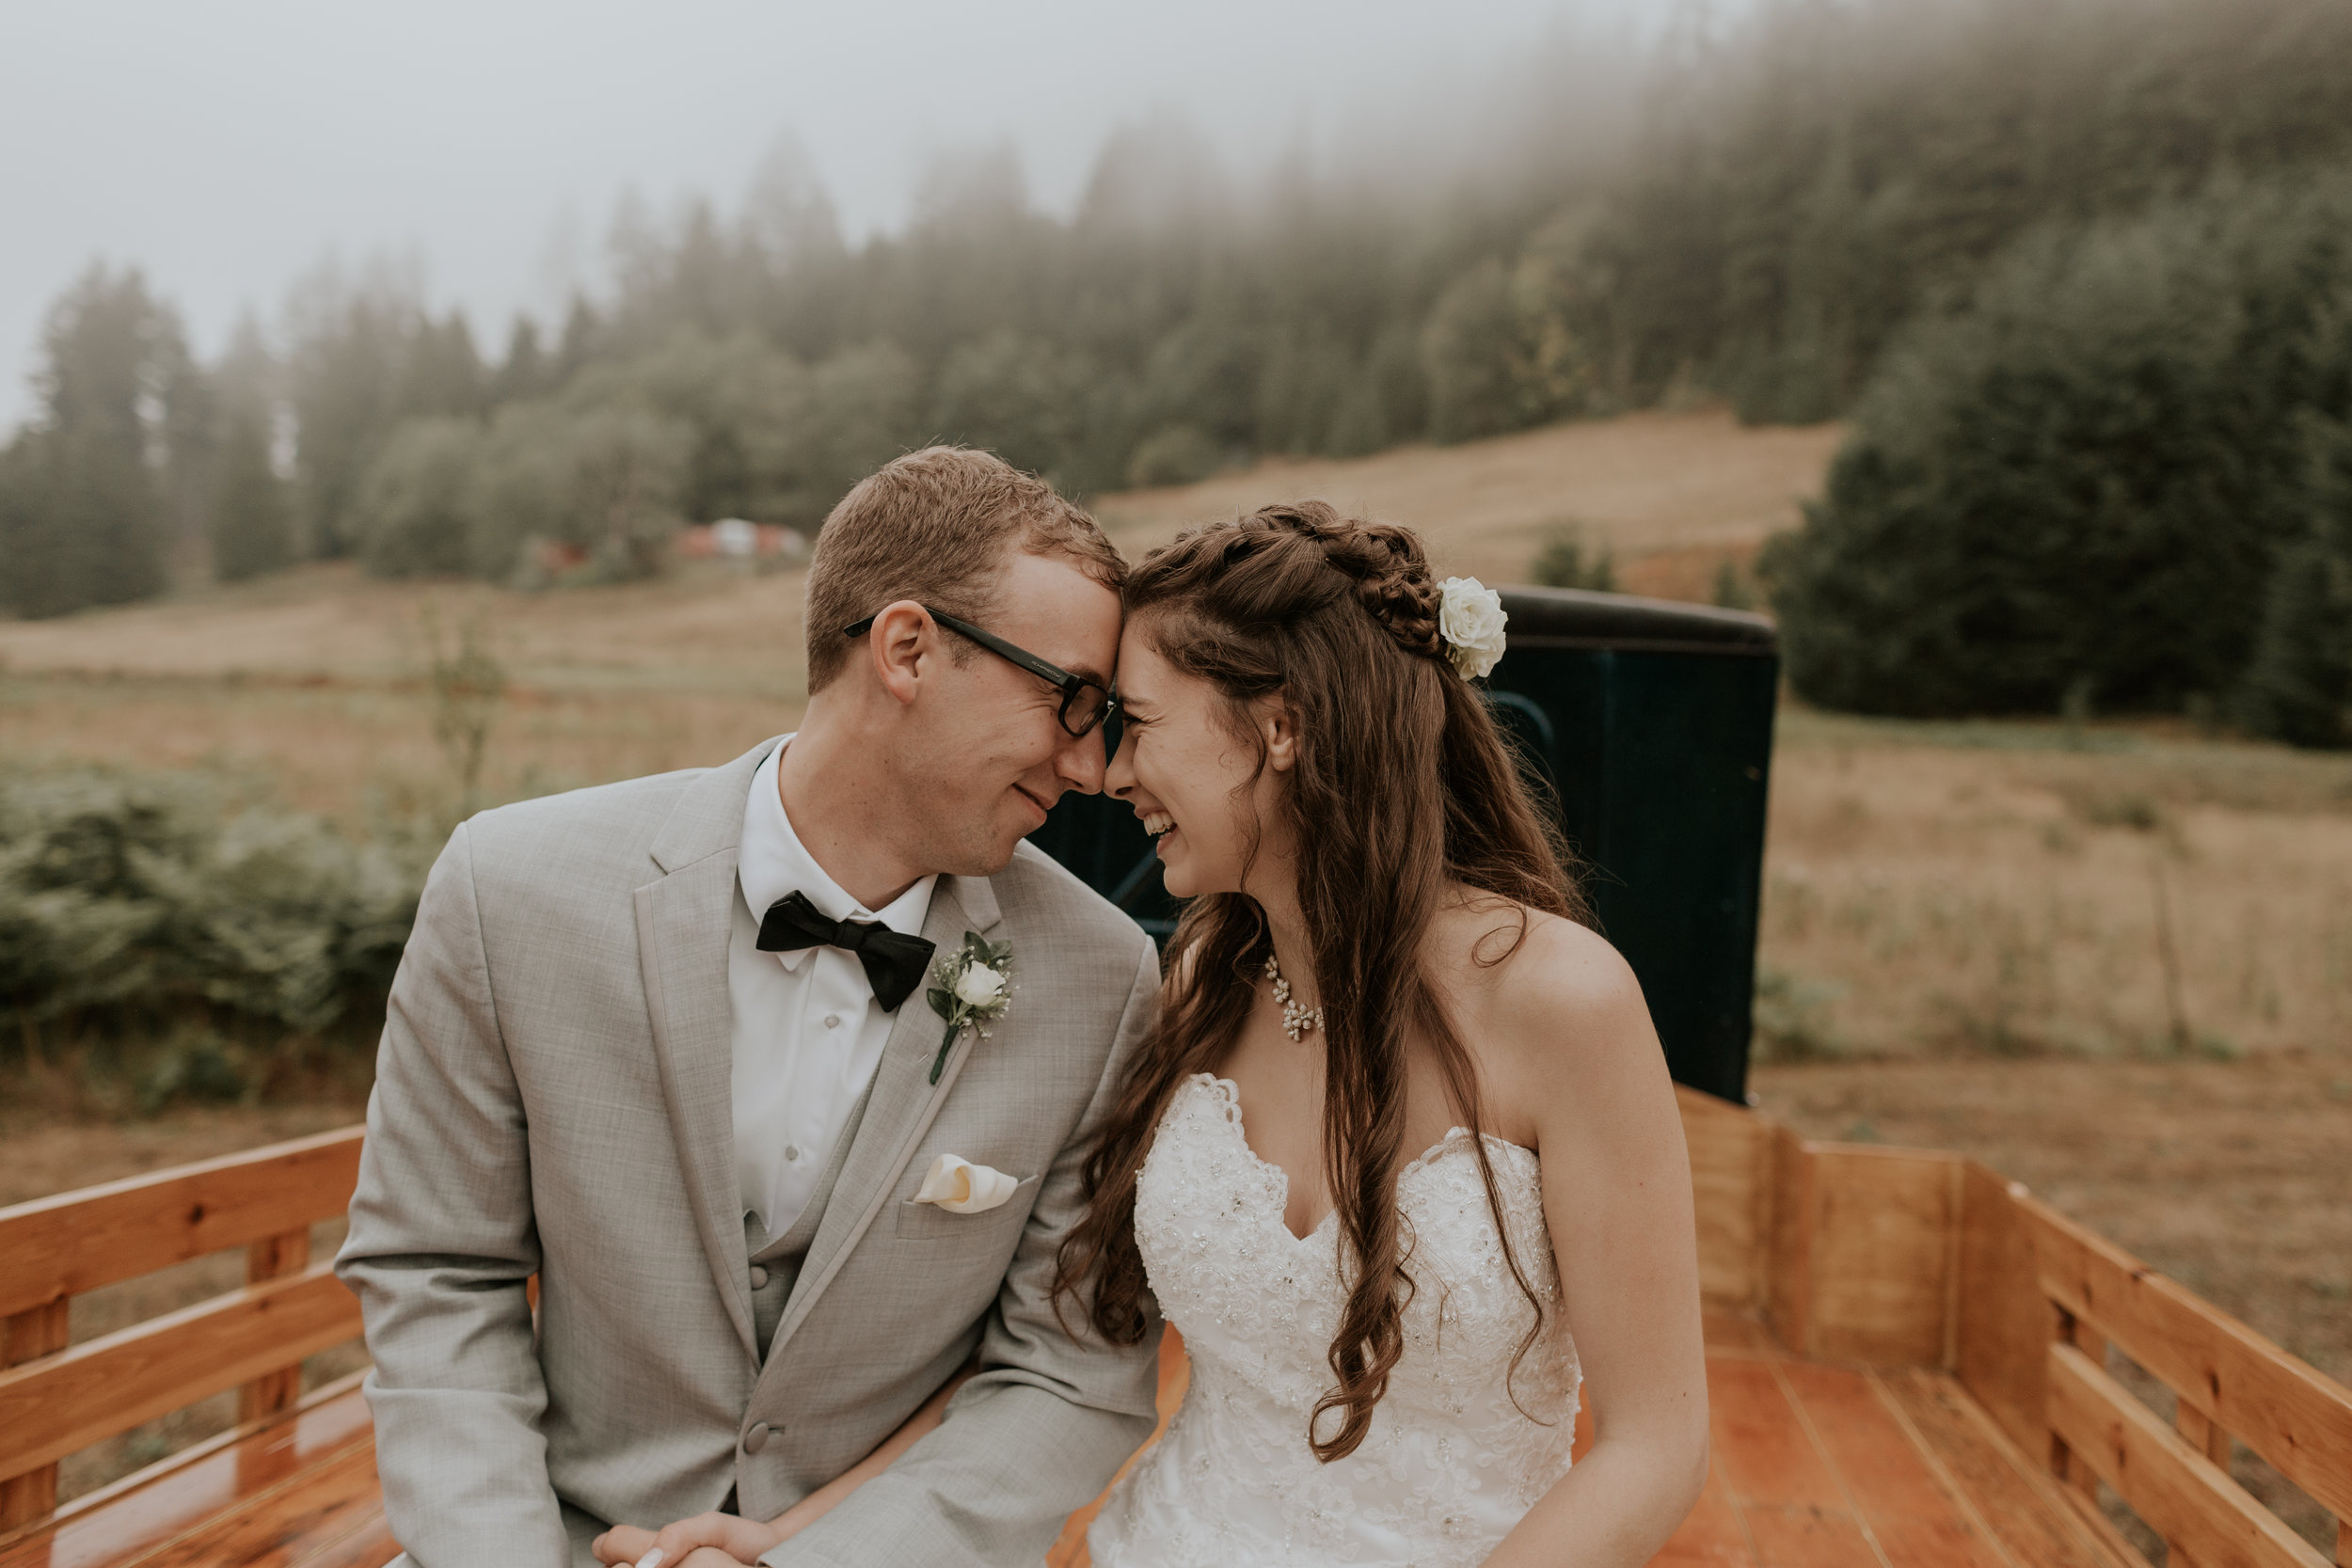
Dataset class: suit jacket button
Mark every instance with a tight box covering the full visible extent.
[743,1421,771,1454]
[749,1265,771,1290]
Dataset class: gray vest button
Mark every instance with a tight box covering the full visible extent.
[750,1265,771,1290]
[743,1421,771,1454]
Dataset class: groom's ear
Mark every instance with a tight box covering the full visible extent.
[866,600,933,708]
[1258,693,1300,774]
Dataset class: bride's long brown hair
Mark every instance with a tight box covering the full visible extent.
[1053,500,1590,1463]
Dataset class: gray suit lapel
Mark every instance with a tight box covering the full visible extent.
[765,870,1006,1363]
[632,736,782,1367]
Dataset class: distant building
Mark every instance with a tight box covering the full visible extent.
[676,520,809,562]
[712,517,759,558]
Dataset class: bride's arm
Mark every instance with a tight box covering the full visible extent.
[589,1364,977,1566]
[762,1362,978,1542]
[1480,919,1711,1568]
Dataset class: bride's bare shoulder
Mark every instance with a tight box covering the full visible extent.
[1437,895,1655,1084]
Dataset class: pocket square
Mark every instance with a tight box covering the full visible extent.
[913,1153,1020,1214]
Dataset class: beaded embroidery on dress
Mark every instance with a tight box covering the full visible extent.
[1089,1074,1581,1567]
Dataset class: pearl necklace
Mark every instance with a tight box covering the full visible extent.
[1263,951,1325,1041]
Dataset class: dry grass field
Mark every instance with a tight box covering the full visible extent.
[4,405,2347,1502]
[1097,406,1843,588]
[1762,712,2352,1059]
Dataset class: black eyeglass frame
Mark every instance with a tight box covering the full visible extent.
[843,604,1119,738]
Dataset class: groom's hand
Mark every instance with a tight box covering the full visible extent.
[592,1513,779,1568]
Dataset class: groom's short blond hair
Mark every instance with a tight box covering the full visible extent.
[803,447,1126,694]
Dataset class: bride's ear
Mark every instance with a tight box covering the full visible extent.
[1258,694,1300,773]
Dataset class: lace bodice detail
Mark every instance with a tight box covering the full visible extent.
[1089,1075,1581,1568]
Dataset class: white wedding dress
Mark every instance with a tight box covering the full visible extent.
[1089,1074,1581,1568]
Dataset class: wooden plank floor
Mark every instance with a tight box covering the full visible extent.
[1,1314,2149,1568]
[1660,1311,2146,1568]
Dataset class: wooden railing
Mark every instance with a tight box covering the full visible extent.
[1676,1086,2352,1568]
[5,1096,2345,1568]
[2026,1194,2352,1568]
[0,1127,367,1529]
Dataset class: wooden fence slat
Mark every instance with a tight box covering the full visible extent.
[0,1262,361,1483]
[2177,1404,2233,1466]
[2046,1342,2330,1568]
[2023,1195,2352,1525]
[0,1127,363,1321]
[2051,1305,2108,1501]
[237,1228,314,1424]
[0,1299,70,1529]
[1952,1162,2051,1460]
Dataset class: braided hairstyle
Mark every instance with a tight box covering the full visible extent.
[1053,499,1590,1462]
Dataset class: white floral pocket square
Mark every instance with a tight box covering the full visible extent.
[912,1153,1020,1214]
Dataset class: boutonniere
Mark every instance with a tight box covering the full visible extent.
[925,931,1013,1085]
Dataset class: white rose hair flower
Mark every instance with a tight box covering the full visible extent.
[1438,576,1508,680]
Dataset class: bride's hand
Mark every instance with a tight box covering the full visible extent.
[591,1512,782,1567]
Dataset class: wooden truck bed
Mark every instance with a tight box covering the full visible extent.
[3,1090,2345,1568]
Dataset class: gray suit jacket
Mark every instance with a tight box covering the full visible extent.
[338,737,1163,1567]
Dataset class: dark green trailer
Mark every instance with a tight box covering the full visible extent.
[1026,586,1777,1104]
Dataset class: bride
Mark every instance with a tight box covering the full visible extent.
[1061,501,1709,1567]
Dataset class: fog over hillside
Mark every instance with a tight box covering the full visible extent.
[0,0,1659,432]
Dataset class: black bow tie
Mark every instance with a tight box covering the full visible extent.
[755,891,935,1012]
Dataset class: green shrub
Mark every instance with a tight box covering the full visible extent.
[0,765,424,1041]
[1528,525,1618,592]
[354,416,484,578]
[1751,966,1848,1061]
[1766,166,2352,735]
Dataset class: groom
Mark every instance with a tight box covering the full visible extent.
[339,447,1163,1566]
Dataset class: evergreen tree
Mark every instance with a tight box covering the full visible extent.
[0,264,179,617]
[402,309,485,419]
[1767,169,2352,722]
[491,316,548,404]
[210,404,294,582]
[284,262,419,559]
[2239,414,2352,747]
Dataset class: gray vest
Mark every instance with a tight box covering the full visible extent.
[741,1073,876,1363]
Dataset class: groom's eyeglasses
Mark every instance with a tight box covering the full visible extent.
[843,606,1119,739]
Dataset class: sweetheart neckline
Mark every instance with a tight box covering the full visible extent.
[1191,1073,1538,1244]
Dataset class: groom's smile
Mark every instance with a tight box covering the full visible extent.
[1012,782,1055,828]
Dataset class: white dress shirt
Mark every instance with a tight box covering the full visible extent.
[731,737,937,1242]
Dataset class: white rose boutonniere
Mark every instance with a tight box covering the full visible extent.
[926,931,1013,1085]
[1438,576,1508,680]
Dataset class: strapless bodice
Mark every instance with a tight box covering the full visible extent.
[1088,1073,1580,1567]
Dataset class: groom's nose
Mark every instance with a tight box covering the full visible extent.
[1053,724,1107,797]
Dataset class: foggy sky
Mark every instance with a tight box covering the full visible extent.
[0,0,1648,432]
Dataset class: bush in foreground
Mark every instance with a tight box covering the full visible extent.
[0,765,425,1044]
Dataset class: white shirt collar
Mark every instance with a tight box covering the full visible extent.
[739,736,937,972]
